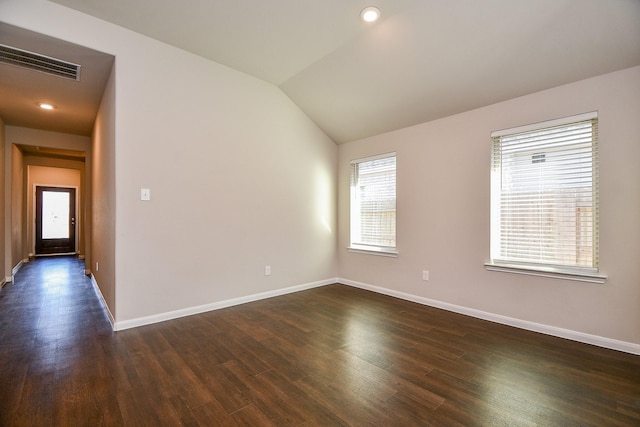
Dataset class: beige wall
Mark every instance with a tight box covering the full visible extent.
[10,144,24,269]
[26,165,82,257]
[338,66,640,346]
[92,63,116,320]
[5,126,90,152]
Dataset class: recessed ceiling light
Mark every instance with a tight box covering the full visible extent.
[360,6,380,23]
[38,102,54,110]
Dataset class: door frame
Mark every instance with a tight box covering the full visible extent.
[32,183,79,256]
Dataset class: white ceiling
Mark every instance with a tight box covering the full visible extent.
[3,0,640,143]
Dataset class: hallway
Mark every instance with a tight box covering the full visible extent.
[0,257,114,424]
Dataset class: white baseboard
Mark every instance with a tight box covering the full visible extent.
[114,278,336,331]
[90,274,116,329]
[4,259,27,283]
[35,252,76,257]
[12,259,25,277]
[338,278,640,356]
[0,277,6,288]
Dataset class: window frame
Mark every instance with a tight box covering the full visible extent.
[349,152,398,257]
[486,112,606,283]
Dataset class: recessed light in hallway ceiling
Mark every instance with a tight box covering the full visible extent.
[360,6,380,23]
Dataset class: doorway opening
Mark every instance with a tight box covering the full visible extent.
[35,186,77,255]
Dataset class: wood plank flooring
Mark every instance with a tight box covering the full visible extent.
[1,257,639,426]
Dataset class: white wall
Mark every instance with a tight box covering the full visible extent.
[1,0,338,325]
[114,52,337,322]
[338,66,640,347]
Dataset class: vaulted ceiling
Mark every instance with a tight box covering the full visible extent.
[2,0,640,143]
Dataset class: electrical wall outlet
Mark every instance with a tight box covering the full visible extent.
[96,262,99,272]
[422,270,429,281]
[265,266,271,276]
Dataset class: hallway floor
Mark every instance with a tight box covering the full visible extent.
[0,257,115,424]
[1,257,639,426]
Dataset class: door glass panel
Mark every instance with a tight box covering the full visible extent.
[42,191,70,239]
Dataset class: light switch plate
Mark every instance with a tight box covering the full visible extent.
[141,188,151,201]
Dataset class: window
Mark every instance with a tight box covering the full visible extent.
[488,112,605,282]
[350,153,397,255]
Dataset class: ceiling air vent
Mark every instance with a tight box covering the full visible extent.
[0,44,81,81]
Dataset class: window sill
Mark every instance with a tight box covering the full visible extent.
[485,262,606,284]
[348,246,398,257]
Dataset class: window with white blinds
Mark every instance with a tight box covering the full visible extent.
[350,153,397,255]
[490,112,600,276]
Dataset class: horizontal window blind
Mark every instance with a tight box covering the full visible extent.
[350,154,396,250]
[491,114,598,271]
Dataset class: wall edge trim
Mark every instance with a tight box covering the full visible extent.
[338,278,640,356]
[90,274,116,329]
[11,259,26,278]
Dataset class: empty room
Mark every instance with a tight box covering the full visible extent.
[1,0,639,425]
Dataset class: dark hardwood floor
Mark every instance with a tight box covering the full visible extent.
[1,257,639,426]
